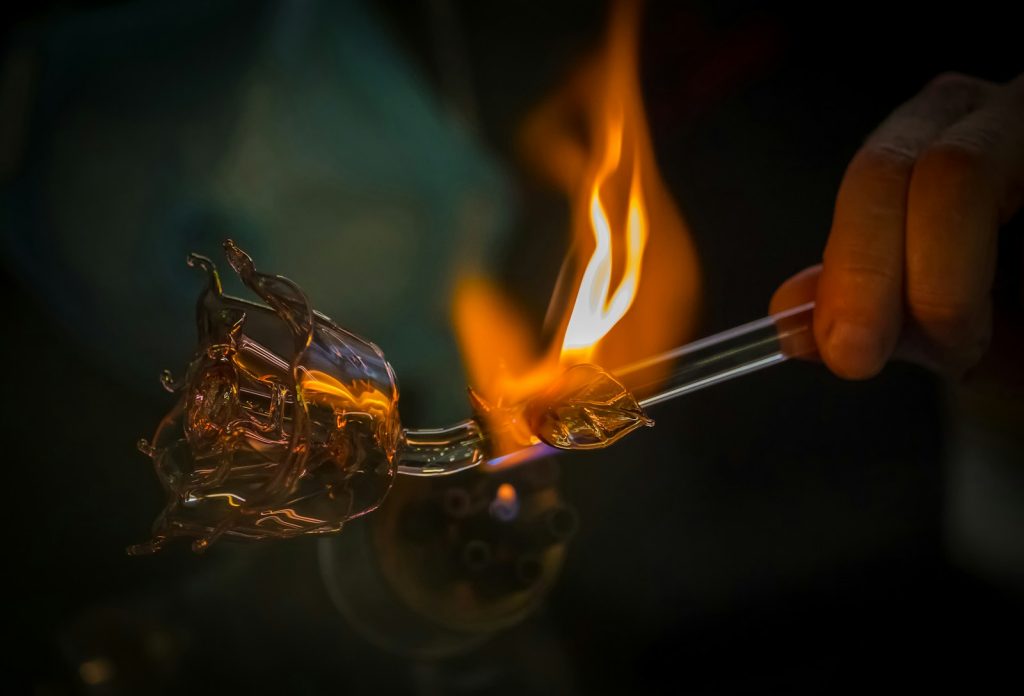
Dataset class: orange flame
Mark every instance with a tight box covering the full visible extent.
[561,134,647,362]
[454,0,700,454]
[496,483,517,504]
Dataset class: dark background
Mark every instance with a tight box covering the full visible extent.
[7,1,1022,693]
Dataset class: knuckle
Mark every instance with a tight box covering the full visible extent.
[925,71,986,100]
[914,139,994,194]
[907,288,977,339]
[823,246,899,286]
[921,140,985,174]
[852,143,917,183]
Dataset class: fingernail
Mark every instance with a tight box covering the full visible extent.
[826,321,885,379]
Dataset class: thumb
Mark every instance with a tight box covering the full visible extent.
[770,264,822,361]
[770,264,822,314]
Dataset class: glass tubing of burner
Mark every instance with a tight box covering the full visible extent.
[397,302,817,477]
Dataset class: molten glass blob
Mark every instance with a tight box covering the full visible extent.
[130,242,400,554]
[524,364,652,449]
[131,242,652,553]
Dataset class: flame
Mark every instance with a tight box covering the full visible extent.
[561,152,647,361]
[454,0,700,454]
[496,483,517,504]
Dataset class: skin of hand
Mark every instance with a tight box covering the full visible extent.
[771,72,1024,379]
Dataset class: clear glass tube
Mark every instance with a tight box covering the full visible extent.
[621,301,815,407]
[396,302,816,476]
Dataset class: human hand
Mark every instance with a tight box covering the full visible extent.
[771,73,1024,379]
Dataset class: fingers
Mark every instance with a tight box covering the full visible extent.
[904,74,1024,373]
[816,73,996,379]
[783,73,1023,379]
